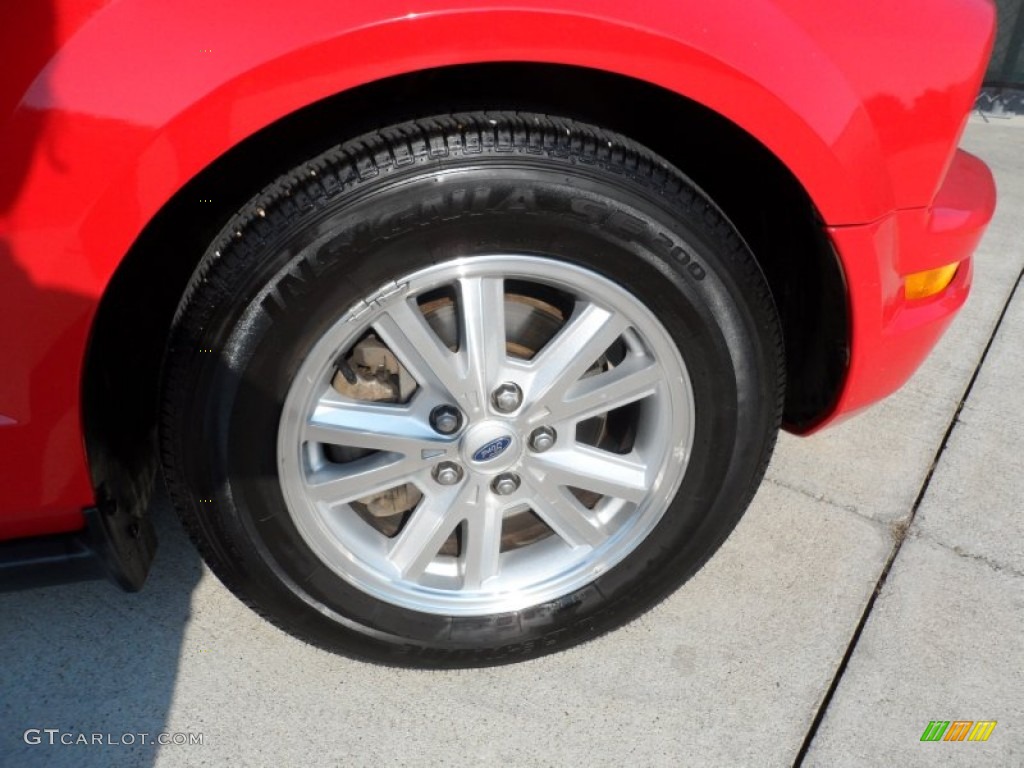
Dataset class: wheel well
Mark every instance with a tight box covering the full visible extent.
[82,63,848,515]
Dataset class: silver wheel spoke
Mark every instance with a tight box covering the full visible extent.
[388,484,474,580]
[306,453,425,507]
[306,393,446,454]
[549,355,662,424]
[373,300,468,404]
[526,479,608,548]
[530,445,649,503]
[525,302,629,409]
[458,276,507,401]
[462,498,505,589]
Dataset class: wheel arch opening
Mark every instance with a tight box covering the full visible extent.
[81,62,849,518]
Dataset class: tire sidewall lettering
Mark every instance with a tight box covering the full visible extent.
[261,179,708,319]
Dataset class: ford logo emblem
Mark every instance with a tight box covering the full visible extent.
[473,436,512,462]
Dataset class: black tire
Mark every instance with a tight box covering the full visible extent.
[160,111,783,668]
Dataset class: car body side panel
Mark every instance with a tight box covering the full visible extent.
[0,0,996,537]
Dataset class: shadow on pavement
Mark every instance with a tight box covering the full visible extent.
[0,495,202,768]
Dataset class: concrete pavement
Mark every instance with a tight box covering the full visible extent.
[1,119,1021,768]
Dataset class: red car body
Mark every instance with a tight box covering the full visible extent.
[0,1,996,561]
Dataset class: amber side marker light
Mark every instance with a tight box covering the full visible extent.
[905,262,960,300]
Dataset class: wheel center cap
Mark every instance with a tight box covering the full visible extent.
[461,421,521,474]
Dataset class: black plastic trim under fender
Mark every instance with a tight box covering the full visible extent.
[0,502,156,593]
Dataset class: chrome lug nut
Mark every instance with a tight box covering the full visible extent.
[430,404,463,435]
[491,473,521,496]
[432,461,464,486]
[491,382,523,413]
[528,426,556,453]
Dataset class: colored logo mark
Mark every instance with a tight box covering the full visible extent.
[920,720,997,742]
[472,436,512,462]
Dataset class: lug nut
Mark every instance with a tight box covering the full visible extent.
[529,426,556,453]
[491,473,521,496]
[430,404,463,435]
[491,382,523,413]
[432,461,464,486]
